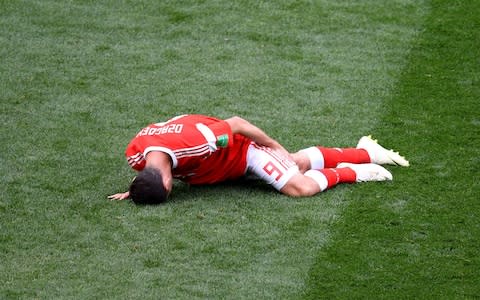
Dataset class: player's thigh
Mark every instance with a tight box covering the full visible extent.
[246,144,299,191]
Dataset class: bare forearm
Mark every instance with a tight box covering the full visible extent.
[224,116,291,158]
[225,117,277,146]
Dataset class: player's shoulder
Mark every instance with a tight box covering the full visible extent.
[149,114,224,131]
[171,114,223,124]
[153,114,189,126]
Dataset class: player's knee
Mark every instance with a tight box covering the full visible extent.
[291,152,311,173]
[280,176,320,197]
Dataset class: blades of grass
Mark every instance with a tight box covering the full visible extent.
[303,1,480,298]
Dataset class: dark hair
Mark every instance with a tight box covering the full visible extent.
[129,167,168,205]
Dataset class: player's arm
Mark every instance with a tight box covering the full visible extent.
[107,152,173,201]
[145,151,173,195]
[224,116,290,157]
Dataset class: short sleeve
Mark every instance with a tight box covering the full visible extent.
[207,120,234,148]
[195,119,233,152]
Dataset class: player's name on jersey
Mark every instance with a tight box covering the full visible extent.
[136,124,184,137]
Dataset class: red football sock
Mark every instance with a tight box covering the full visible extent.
[320,167,356,189]
[318,147,370,168]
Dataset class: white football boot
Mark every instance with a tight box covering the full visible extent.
[357,135,410,167]
[338,163,393,182]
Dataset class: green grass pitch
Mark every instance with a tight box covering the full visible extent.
[1,0,479,298]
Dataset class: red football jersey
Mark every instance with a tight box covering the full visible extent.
[125,115,252,184]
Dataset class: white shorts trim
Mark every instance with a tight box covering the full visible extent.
[246,143,299,191]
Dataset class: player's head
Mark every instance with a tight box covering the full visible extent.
[129,167,168,205]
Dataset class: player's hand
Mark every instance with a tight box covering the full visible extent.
[271,143,294,162]
[108,191,130,201]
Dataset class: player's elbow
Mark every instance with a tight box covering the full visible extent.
[225,116,247,134]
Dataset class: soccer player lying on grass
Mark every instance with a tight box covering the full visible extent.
[108,114,409,204]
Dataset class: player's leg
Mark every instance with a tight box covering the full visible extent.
[245,143,301,191]
[293,136,409,172]
[246,143,392,197]
[292,146,370,172]
[281,163,393,197]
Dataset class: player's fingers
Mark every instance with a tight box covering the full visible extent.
[108,194,125,200]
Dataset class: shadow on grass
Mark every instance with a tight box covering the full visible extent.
[167,179,279,204]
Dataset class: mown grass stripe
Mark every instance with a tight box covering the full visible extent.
[303,0,480,298]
